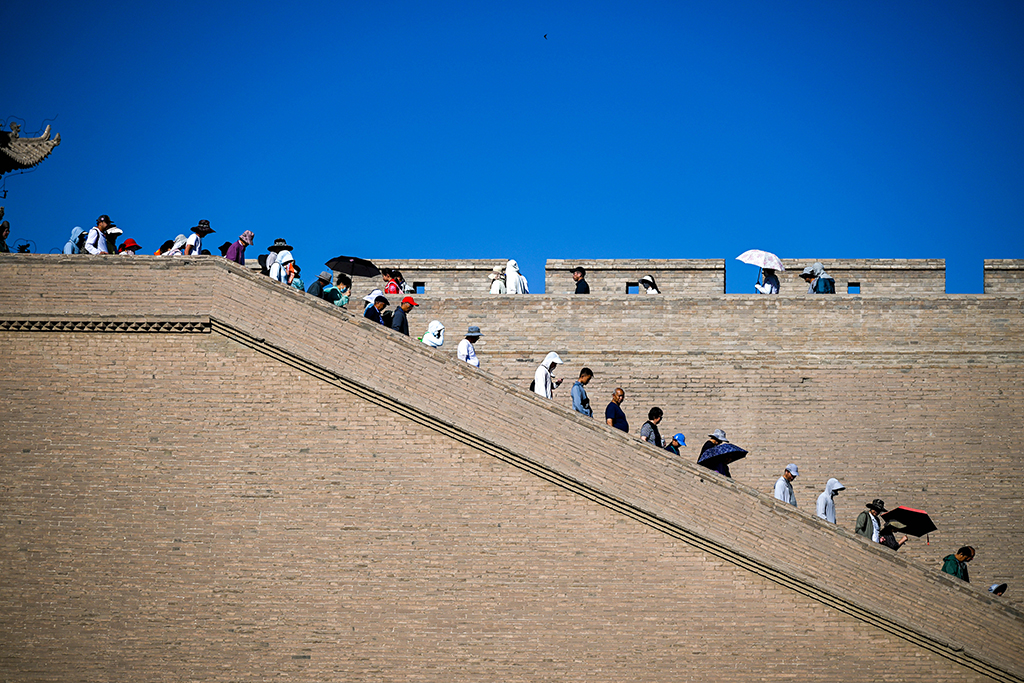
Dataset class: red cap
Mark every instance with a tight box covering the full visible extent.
[401,296,419,307]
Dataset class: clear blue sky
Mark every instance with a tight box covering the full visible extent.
[4,0,1023,292]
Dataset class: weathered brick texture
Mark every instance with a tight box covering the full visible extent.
[985,260,1024,294]
[1,255,1022,682]
[546,259,726,295]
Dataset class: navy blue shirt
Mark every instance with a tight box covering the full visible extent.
[605,401,628,432]
[575,278,590,294]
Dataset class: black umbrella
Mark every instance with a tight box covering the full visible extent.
[881,506,937,537]
[696,442,748,468]
[325,255,380,278]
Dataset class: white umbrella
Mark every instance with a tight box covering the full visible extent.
[736,249,785,271]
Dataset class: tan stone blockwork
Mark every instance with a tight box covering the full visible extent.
[985,260,1024,294]
[777,259,946,295]
[547,258,726,295]
[2,255,1023,681]
[0,333,1000,681]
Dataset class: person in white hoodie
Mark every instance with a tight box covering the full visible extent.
[505,259,529,294]
[421,320,445,347]
[816,478,845,524]
[533,352,564,399]
[269,250,294,284]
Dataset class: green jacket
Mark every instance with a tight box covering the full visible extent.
[941,554,970,582]
[854,511,875,539]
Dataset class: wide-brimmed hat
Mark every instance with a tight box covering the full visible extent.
[121,238,142,252]
[866,499,887,512]
[106,227,123,237]
[191,219,214,234]
[466,325,483,336]
[363,288,384,303]
[240,230,255,245]
[318,270,333,282]
[267,238,292,252]
[708,429,728,442]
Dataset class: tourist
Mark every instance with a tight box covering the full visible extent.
[755,268,780,294]
[422,320,445,348]
[216,241,233,257]
[363,295,389,325]
[391,296,419,335]
[458,326,482,367]
[815,478,846,524]
[855,499,887,542]
[571,367,594,417]
[394,270,414,294]
[84,215,114,254]
[533,352,564,399]
[63,227,86,255]
[572,266,590,294]
[699,429,732,477]
[0,220,8,253]
[270,250,295,284]
[664,433,686,455]
[639,275,660,294]
[506,259,529,294]
[800,262,836,294]
[265,238,291,275]
[105,227,123,254]
[383,268,402,295]
[489,266,506,294]
[941,546,975,582]
[639,408,664,448]
[154,239,175,256]
[989,583,1007,597]
[605,388,628,433]
[321,273,351,307]
[307,271,332,299]
[183,220,214,255]
[289,263,304,292]
[774,464,799,507]
[118,238,142,256]
[225,230,254,266]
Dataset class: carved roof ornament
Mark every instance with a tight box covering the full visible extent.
[0,122,61,177]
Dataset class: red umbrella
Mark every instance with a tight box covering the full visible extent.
[881,506,937,537]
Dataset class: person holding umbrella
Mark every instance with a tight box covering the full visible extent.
[755,268,780,294]
[697,430,747,478]
[736,249,785,294]
[700,429,731,477]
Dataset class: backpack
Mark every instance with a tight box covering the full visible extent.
[814,277,836,294]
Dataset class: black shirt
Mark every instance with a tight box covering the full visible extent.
[575,278,590,294]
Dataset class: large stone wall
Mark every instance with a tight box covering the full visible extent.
[985,260,1024,294]
[0,331,1005,682]
[1,255,1023,682]
[371,258,507,296]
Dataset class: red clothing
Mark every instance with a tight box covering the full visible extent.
[384,281,401,294]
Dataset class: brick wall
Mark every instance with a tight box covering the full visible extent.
[0,332,1002,682]
[776,258,946,295]
[1,255,1022,681]
[985,260,1024,294]
[370,258,508,296]
[546,258,726,295]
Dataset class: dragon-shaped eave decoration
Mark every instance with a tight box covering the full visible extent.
[0,122,61,176]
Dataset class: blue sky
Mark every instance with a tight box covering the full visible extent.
[4,0,1023,292]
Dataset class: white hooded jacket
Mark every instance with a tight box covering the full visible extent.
[506,259,529,294]
[422,320,445,348]
[533,352,563,399]
[816,478,845,523]
[270,250,294,283]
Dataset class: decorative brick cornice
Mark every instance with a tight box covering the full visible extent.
[0,318,210,333]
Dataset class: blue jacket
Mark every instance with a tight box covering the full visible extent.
[571,381,592,416]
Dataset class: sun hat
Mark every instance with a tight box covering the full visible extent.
[466,325,483,336]
[318,270,333,282]
[267,238,292,252]
[240,230,255,245]
[363,288,384,303]
[106,227,123,237]
[121,238,142,252]
[866,499,887,512]
[709,429,728,442]
[191,219,214,234]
